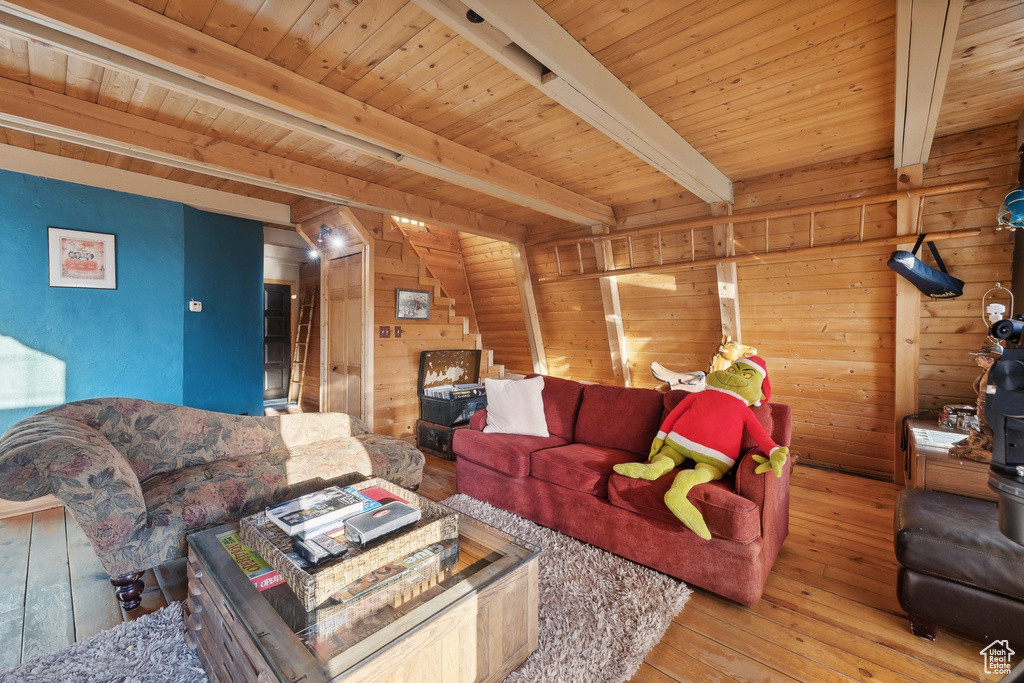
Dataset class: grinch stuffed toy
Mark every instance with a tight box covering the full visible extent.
[613,355,788,540]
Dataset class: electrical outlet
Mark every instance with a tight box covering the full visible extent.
[394,326,402,338]
[378,326,391,339]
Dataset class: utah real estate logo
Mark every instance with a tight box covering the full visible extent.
[980,640,1015,676]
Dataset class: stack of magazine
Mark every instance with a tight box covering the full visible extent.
[422,382,485,399]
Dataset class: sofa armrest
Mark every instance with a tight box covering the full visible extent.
[469,408,488,431]
[735,448,793,542]
[274,411,369,447]
[0,415,148,554]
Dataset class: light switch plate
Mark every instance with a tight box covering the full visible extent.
[378,326,390,339]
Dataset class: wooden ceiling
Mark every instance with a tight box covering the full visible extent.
[0,0,1020,239]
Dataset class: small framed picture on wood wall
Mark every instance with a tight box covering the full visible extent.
[48,227,117,289]
[396,288,431,320]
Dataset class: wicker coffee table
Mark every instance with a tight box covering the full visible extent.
[183,503,540,683]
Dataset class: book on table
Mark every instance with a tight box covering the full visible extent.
[265,486,366,536]
[216,530,285,591]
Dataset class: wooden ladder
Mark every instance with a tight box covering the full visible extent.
[287,286,315,407]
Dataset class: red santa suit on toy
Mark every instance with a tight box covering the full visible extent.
[656,359,779,474]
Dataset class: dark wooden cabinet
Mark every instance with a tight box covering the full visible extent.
[416,420,469,461]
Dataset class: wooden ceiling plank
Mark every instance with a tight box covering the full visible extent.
[376,45,498,123]
[63,55,103,102]
[293,0,416,83]
[123,78,166,117]
[233,0,316,60]
[0,74,527,241]
[416,0,733,203]
[200,0,265,45]
[589,0,758,79]
[161,0,217,31]
[25,38,64,92]
[265,0,363,73]
[0,31,29,82]
[431,76,537,139]
[366,29,474,113]
[152,87,200,128]
[317,3,432,92]
[400,59,510,129]
[551,0,690,54]
[663,53,895,135]
[0,0,613,225]
[637,0,893,109]
[894,0,964,168]
[178,98,225,135]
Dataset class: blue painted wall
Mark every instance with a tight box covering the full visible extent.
[183,206,264,417]
[0,170,263,433]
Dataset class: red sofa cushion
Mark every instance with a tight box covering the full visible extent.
[575,384,665,454]
[529,374,586,441]
[530,444,640,498]
[607,467,761,543]
[453,430,569,478]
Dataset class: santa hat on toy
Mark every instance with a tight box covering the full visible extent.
[733,356,771,405]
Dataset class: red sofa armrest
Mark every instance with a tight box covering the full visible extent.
[735,448,793,545]
[469,408,488,431]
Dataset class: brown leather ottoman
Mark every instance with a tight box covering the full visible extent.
[894,488,1024,651]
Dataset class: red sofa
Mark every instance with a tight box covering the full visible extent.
[452,375,793,606]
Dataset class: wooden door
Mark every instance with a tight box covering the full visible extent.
[328,253,363,419]
[263,283,291,401]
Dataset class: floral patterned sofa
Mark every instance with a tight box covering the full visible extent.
[0,398,424,610]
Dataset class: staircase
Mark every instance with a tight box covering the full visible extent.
[374,224,503,439]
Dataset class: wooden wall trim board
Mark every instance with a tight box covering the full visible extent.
[510,241,549,375]
[538,227,981,284]
[541,179,989,247]
[591,225,631,385]
[892,165,924,486]
[711,201,742,341]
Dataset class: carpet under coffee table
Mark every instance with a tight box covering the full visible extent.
[185,507,540,683]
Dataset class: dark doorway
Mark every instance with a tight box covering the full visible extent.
[263,283,291,401]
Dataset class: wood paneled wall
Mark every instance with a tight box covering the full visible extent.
[353,210,483,441]
[525,223,620,384]
[459,235,535,376]
[520,124,1016,477]
[918,124,1017,410]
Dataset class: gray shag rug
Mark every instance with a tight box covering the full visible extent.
[0,601,206,683]
[442,494,691,683]
[2,496,689,683]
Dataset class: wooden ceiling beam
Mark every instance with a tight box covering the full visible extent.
[0,77,528,242]
[0,141,293,224]
[894,0,964,168]
[0,0,615,227]
[413,0,733,204]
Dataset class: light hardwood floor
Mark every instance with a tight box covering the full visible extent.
[0,458,1010,681]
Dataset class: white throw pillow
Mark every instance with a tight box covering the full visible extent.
[482,376,549,437]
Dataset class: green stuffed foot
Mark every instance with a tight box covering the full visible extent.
[613,453,676,480]
[663,463,722,540]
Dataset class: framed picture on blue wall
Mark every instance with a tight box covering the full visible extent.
[48,227,117,289]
